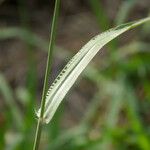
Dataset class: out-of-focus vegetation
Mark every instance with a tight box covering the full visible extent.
[0,0,150,150]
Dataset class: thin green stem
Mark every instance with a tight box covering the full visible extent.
[33,0,60,150]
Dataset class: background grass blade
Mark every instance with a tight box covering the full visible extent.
[0,73,22,129]
[115,0,138,25]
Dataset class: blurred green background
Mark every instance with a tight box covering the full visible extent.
[0,0,150,150]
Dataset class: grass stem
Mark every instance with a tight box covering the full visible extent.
[33,0,60,149]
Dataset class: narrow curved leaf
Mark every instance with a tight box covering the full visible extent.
[37,17,150,124]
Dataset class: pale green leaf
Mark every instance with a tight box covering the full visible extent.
[37,17,150,124]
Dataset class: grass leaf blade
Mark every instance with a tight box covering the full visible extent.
[37,17,150,124]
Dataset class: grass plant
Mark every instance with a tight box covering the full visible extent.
[0,1,150,150]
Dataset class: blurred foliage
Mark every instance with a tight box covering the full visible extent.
[0,0,150,150]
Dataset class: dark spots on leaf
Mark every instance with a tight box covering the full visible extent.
[115,22,133,30]
[57,76,60,80]
[62,70,66,73]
